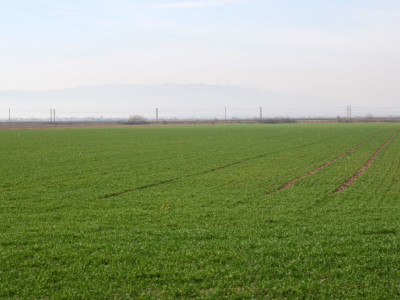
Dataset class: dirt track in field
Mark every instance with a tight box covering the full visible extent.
[334,131,398,193]
[102,132,386,200]
[102,137,336,200]
[264,133,383,196]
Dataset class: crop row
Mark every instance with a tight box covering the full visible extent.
[1,123,400,298]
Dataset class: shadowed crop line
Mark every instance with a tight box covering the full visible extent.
[102,159,256,199]
[334,131,398,193]
[264,132,384,196]
[102,178,177,199]
[101,138,336,200]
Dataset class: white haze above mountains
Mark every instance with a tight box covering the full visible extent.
[0,84,391,120]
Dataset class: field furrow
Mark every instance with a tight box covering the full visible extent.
[334,130,398,193]
[264,131,383,196]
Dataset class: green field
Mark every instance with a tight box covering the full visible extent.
[1,123,400,298]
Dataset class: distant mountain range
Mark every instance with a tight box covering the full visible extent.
[0,84,345,119]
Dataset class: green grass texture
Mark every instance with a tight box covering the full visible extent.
[1,123,400,298]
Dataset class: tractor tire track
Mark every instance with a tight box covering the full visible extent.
[264,132,383,196]
[334,131,398,193]
[101,137,337,200]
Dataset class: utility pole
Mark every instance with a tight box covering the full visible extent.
[346,105,352,121]
[349,105,352,121]
[260,107,262,121]
[156,108,158,123]
[225,107,227,122]
[50,108,53,122]
[53,109,56,123]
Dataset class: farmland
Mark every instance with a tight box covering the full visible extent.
[1,123,400,298]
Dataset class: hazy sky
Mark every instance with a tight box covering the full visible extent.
[1,0,400,106]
